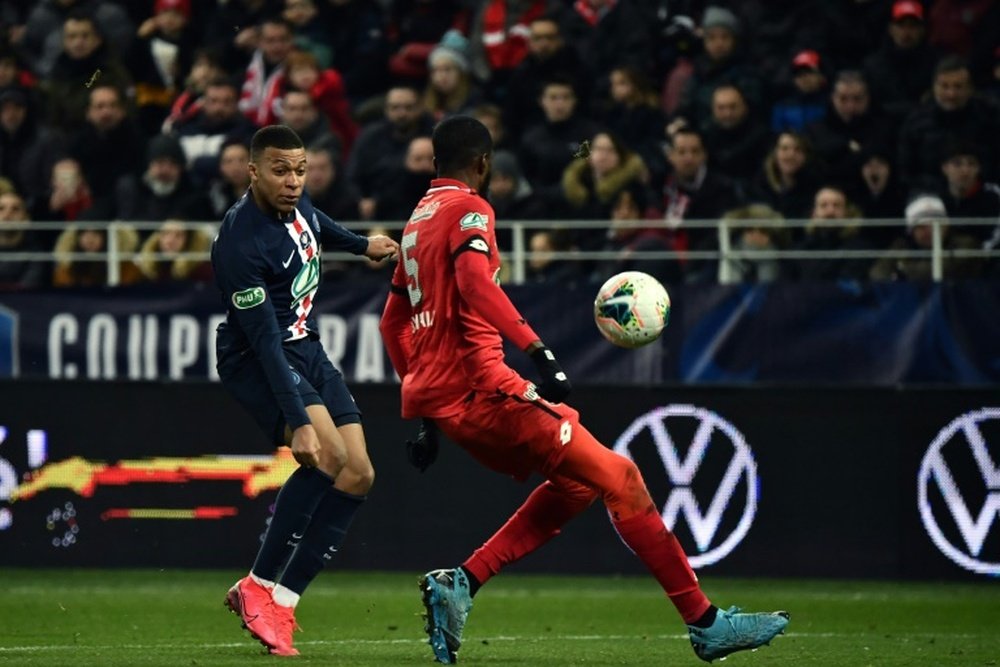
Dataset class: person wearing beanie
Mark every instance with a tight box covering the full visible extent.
[118,133,212,223]
[870,193,983,280]
[487,150,549,223]
[701,6,739,34]
[423,30,482,122]
[675,5,761,128]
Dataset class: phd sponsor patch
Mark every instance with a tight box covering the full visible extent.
[232,286,266,309]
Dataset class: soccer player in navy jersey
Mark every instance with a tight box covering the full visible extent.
[213,125,398,656]
[379,116,788,664]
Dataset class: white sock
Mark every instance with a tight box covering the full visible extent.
[249,572,275,589]
[272,583,300,608]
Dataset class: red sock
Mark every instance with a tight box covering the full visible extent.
[463,479,595,586]
[612,507,711,624]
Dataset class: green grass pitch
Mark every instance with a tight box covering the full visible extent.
[1,569,997,666]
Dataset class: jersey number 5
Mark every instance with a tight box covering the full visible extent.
[401,231,423,307]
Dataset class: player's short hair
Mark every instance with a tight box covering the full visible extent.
[250,125,304,161]
[432,115,493,175]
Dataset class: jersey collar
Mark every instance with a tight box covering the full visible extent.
[428,178,476,195]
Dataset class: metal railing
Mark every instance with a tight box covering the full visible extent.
[1,218,998,285]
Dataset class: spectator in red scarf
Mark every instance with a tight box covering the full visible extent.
[239,17,295,126]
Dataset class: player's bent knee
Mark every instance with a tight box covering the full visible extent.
[335,463,375,495]
[602,455,652,517]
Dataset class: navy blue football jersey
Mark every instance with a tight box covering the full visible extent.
[212,189,368,430]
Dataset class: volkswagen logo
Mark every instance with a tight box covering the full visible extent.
[918,408,1000,576]
[613,404,758,568]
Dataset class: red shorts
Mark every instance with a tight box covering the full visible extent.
[435,377,580,481]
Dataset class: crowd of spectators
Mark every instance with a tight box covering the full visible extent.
[0,0,998,289]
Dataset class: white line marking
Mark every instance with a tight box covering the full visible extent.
[0,632,990,653]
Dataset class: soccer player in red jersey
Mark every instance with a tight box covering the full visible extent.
[379,116,788,664]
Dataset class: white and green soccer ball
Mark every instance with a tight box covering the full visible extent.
[593,271,671,349]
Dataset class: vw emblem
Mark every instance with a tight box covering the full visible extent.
[918,408,1000,576]
[613,404,758,568]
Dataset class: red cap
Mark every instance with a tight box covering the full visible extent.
[792,49,821,72]
[155,0,191,18]
[891,1,924,21]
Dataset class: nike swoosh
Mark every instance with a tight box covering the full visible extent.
[281,251,296,268]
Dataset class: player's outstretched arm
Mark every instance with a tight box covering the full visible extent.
[453,247,539,349]
[454,249,571,402]
[314,209,371,254]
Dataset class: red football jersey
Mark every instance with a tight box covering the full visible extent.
[389,178,527,418]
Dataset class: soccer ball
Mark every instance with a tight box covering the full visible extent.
[593,271,671,349]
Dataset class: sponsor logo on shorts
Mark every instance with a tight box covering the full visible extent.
[459,212,488,231]
[232,286,266,310]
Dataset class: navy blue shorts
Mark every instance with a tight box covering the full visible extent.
[218,337,361,445]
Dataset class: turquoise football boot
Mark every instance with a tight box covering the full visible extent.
[419,568,473,664]
[688,606,789,662]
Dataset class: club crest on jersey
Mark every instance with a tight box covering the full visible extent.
[459,212,488,231]
[310,212,321,233]
[291,255,320,305]
[232,286,266,309]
